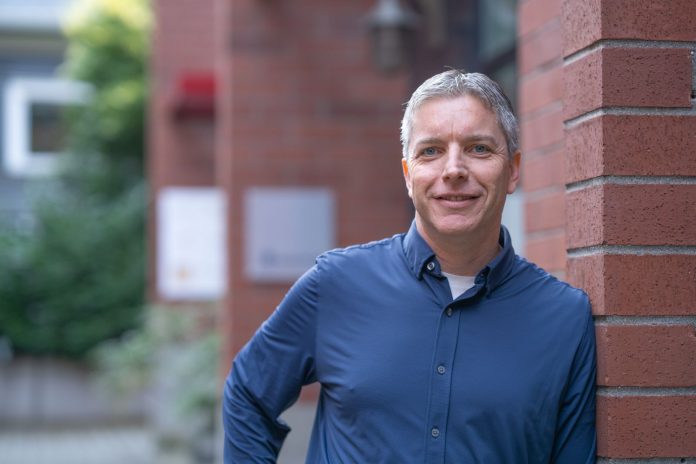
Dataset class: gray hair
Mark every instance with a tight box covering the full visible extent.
[400,70,519,160]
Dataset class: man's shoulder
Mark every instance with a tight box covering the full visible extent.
[317,232,405,265]
[509,255,591,310]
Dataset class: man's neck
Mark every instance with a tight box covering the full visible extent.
[416,221,502,276]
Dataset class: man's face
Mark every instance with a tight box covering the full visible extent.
[402,94,520,244]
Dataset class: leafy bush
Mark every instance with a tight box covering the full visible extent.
[92,306,220,417]
[92,306,220,462]
[0,0,150,357]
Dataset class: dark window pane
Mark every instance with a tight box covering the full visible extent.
[29,103,70,154]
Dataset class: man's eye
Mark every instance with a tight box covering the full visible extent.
[422,147,439,156]
[472,144,490,154]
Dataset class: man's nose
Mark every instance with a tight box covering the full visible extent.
[442,149,468,180]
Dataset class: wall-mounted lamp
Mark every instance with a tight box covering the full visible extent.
[365,0,419,73]
[365,0,447,73]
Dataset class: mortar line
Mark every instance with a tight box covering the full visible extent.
[594,316,696,327]
[598,459,696,464]
[566,175,696,192]
[567,245,696,257]
[564,107,696,128]
[597,386,696,397]
[564,39,696,65]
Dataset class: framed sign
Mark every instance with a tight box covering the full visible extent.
[157,187,227,300]
[245,187,335,282]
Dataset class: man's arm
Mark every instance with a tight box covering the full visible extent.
[222,264,320,463]
[552,300,597,463]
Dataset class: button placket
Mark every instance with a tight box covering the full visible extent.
[425,302,461,461]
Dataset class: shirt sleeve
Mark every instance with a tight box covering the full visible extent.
[222,263,320,463]
[552,297,598,464]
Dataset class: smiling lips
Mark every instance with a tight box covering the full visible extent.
[435,193,480,201]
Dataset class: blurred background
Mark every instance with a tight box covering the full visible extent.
[0,0,521,462]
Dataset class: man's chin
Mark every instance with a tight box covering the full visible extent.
[428,221,478,239]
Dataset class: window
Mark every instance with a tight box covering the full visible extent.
[2,76,91,177]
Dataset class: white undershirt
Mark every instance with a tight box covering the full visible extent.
[442,271,476,300]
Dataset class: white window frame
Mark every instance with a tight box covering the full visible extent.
[3,76,92,177]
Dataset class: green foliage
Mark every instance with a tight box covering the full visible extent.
[92,306,220,420]
[0,0,151,357]
[0,183,145,357]
[64,0,150,165]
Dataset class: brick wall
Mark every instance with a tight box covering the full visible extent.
[522,0,696,460]
[216,0,411,368]
[518,0,566,275]
[150,0,217,188]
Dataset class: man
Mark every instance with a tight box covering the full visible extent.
[223,70,597,463]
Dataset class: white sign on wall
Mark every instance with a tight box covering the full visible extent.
[245,187,335,282]
[157,187,227,300]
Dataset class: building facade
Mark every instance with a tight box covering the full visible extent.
[0,0,87,231]
[149,0,696,460]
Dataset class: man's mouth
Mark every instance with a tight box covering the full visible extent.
[435,193,479,201]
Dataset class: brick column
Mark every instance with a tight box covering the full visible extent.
[562,0,696,460]
[518,0,566,275]
[149,0,217,301]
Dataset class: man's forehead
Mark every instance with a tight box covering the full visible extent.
[413,92,491,113]
[411,95,499,130]
[412,94,496,122]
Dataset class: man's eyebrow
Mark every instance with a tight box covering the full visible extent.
[412,137,444,147]
[413,134,501,146]
[461,133,501,144]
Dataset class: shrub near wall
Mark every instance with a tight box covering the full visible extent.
[0,0,150,358]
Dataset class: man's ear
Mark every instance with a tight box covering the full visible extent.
[402,158,412,198]
[507,151,521,194]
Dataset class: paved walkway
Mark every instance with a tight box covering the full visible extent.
[0,401,315,464]
[0,427,155,464]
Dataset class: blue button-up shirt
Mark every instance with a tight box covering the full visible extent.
[223,223,597,463]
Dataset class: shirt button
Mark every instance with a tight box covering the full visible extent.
[426,261,435,271]
[437,365,446,375]
[446,307,453,317]
[431,427,440,438]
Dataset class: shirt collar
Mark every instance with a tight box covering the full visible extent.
[402,221,437,279]
[401,221,517,293]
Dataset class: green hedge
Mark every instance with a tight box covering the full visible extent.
[0,0,150,357]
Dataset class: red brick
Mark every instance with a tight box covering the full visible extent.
[561,0,602,56]
[520,107,564,154]
[567,184,696,248]
[518,19,562,75]
[564,47,692,120]
[522,148,565,192]
[524,232,566,272]
[518,0,562,37]
[568,254,696,316]
[566,115,696,183]
[525,189,565,232]
[596,325,696,387]
[519,66,563,116]
[563,48,602,120]
[604,184,696,246]
[597,395,696,458]
[603,0,696,41]
[566,185,604,247]
[564,0,696,55]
